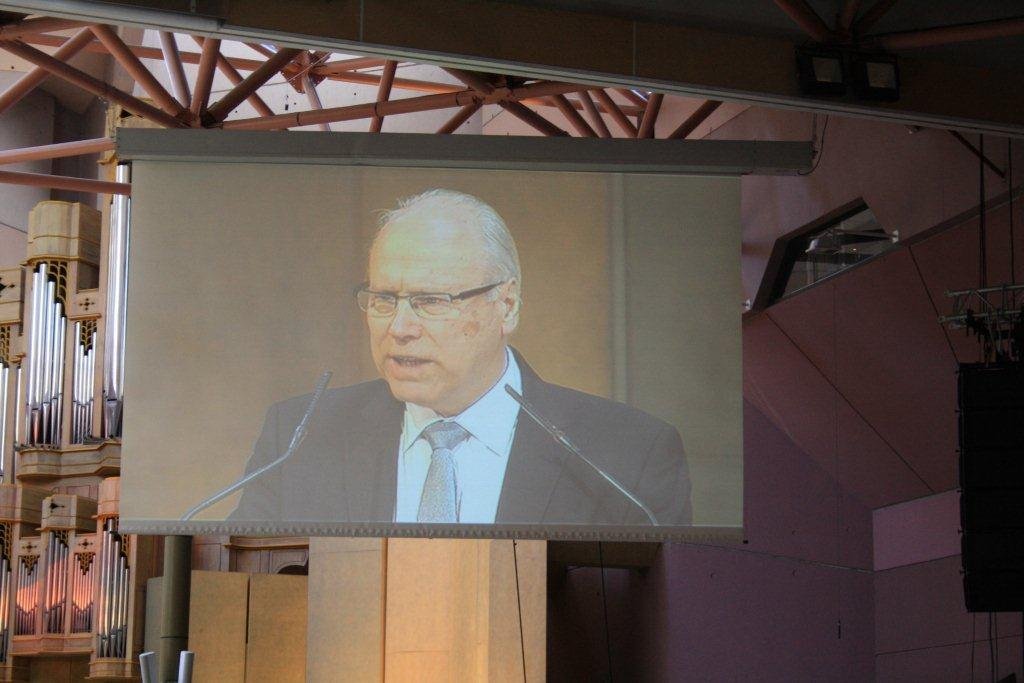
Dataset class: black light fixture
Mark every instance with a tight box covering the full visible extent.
[795,46,846,96]
[850,52,900,101]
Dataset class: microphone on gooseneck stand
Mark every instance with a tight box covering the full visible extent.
[181,371,333,521]
[503,384,659,525]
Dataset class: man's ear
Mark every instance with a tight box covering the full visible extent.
[500,280,520,335]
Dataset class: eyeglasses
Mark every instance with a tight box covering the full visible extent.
[355,281,504,320]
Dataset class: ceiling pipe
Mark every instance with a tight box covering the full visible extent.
[0,27,93,116]
[0,137,114,165]
[548,94,597,137]
[864,16,1024,50]
[837,0,862,34]
[591,89,638,137]
[498,100,570,136]
[852,0,899,36]
[206,47,301,123]
[576,91,612,138]
[667,100,723,140]
[772,0,833,42]
[0,16,87,39]
[191,36,274,118]
[90,24,187,118]
[189,36,220,119]
[0,38,185,127]
[158,31,190,105]
[0,169,130,195]
[637,92,664,138]
[370,60,398,133]
[437,101,481,134]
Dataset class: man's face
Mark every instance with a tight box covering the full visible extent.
[366,211,518,416]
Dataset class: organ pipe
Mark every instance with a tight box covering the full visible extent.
[71,552,94,633]
[71,322,97,444]
[0,362,7,480]
[103,164,130,438]
[24,263,66,448]
[0,524,10,662]
[44,531,68,634]
[96,518,128,658]
[15,555,38,635]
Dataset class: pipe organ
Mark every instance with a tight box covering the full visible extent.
[70,320,97,445]
[95,517,129,659]
[0,188,158,681]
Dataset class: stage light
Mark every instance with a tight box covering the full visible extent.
[851,52,900,101]
[795,47,846,96]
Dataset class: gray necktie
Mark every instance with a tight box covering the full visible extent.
[416,421,470,523]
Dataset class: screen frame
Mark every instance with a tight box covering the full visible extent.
[115,131,807,542]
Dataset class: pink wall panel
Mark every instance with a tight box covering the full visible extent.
[652,543,873,681]
[740,401,871,568]
[876,556,977,654]
[836,400,931,509]
[743,313,837,476]
[833,249,958,491]
[766,282,837,383]
[873,491,960,571]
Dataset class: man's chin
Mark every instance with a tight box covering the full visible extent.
[384,377,439,409]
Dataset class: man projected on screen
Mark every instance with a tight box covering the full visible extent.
[230,189,691,526]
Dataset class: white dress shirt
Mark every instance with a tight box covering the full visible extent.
[395,348,522,523]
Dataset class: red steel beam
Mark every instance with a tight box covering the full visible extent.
[548,93,596,137]
[221,81,587,131]
[0,169,129,195]
[159,31,191,105]
[190,37,220,119]
[615,88,647,107]
[207,47,301,123]
[592,89,637,137]
[773,0,833,42]
[0,28,93,116]
[442,67,496,94]
[246,42,276,59]
[301,72,331,131]
[636,92,664,138]
[864,16,1024,50]
[667,99,722,139]
[0,17,87,40]
[15,33,632,116]
[837,0,862,34]
[499,101,569,136]
[437,101,482,134]
[222,90,473,130]
[370,60,398,133]
[312,56,389,75]
[90,24,187,119]
[23,32,268,71]
[576,91,612,138]
[191,36,274,118]
[853,0,899,36]
[0,138,114,165]
[0,39,185,128]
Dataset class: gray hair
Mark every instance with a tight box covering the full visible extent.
[373,189,522,287]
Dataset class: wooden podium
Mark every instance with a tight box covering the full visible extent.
[307,538,545,682]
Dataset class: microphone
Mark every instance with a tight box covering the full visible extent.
[181,371,332,521]
[503,384,658,525]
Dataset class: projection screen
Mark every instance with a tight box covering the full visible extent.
[117,130,808,541]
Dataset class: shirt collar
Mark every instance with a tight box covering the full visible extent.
[404,347,522,456]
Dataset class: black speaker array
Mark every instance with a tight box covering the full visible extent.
[959,363,1024,612]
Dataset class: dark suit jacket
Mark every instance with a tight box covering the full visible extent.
[229,353,692,526]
